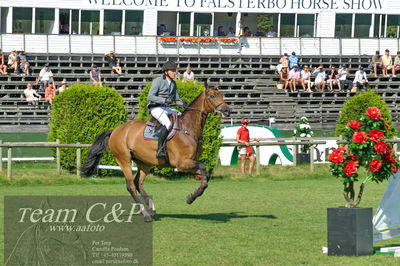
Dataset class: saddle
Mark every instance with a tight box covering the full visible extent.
[143,113,180,141]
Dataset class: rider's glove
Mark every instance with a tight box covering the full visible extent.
[178,100,188,108]
[165,97,174,106]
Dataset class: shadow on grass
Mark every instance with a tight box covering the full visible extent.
[154,212,277,223]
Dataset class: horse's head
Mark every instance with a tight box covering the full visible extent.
[204,86,231,117]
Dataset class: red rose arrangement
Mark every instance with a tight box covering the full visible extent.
[329,107,400,207]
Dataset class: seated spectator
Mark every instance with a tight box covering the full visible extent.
[337,64,351,91]
[279,66,289,91]
[36,64,55,93]
[326,65,338,91]
[215,26,226,36]
[254,28,265,37]
[157,24,168,36]
[105,51,123,75]
[353,66,368,91]
[24,83,41,106]
[17,48,30,76]
[0,49,7,75]
[313,65,326,92]
[7,50,18,74]
[371,50,382,77]
[45,81,56,105]
[129,26,140,35]
[266,26,277,37]
[382,49,395,77]
[242,27,252,37]
[288,65,301,92]
[300,65,313,93]
[394,51,400,74]
[89,64,102,86]
[289,52,298,69]
[58,80,68,93]
[226,27,235,37]
[183,66,195,82]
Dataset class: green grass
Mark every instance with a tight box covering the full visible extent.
[0,163,399,265]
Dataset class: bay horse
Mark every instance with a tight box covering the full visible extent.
[82,86,231,222]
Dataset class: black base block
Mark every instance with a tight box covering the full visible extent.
[327,207,373,256]
[296,153,310,164]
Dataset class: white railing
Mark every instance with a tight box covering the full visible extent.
[1,34,400,56]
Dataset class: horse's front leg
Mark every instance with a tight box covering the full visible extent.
[177,161,210,204]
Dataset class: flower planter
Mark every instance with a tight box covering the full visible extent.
[296,153,310,164]
[160,41,177,45]
[199,42,217,46]
[181,41,198,46]
[220,42,238,46]
[327,207,373,256]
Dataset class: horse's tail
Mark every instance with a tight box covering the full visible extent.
[82,130,113,176]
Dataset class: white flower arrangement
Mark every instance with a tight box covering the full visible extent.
[293,116,314,153]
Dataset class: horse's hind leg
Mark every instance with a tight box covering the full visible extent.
[116,156,152,222]
[134,162,156,216]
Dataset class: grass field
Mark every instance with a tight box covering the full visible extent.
[0,163,399,265]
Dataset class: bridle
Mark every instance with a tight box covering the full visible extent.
[183,93,226,115]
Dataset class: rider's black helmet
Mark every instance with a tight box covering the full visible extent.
[162,61,177,72]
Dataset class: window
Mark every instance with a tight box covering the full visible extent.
[194,13,212,36]
[280,14,295,37]
[13,7,32,33]
[36,8,54,34]
[354,14,371,38]
[387,15,400,38]
[373,14,385,37]
[104,10,122,35]
[178,12,190,36]
[81,10,99,35]
[298,14,314,37]
[335,14,352,38]
[125,10,143,35]
[59,9,70,34]
[71,10,79,34]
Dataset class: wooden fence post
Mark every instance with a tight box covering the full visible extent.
[76,143,81,178]
[256,144,260,175]
[0,140,3,173]
[310,144,314,172]
[56,139,61,175]
[293,140,298,166]
[7,147,12,178]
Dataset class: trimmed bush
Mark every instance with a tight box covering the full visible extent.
[48,84,127,174]
[336,90,396,138]
[136,79,222,177]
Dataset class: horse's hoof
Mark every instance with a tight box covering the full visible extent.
[186,194,194,204]
[148,209,156,216]
[144,215,153,222]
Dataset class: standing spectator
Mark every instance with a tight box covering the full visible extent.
[45,81,56,105]
[17,48,30,76]
[236,119,259,175]
[242,27,252,37]
[300,65,313,93]
[353,66,369,91]
[36,64,55,93]
[104,51,123,75]
[326,65,339,91]
[382,49,395,77]
[266,26,277,37]
[371,50,382,77]
[226,27,235,37]
[183,66,195,82]
[394,51,400,75]
[7,50,19,74]
[24,83,41,106]
[313,65,326,92]
[289,51,299,69]
[288,65,301,92]
[215,26,225,36]
[279,66,289,91]
[277,53,289,73]
[0,49,7,75]
[60,24,69,34]
[157,24,167,36]
[89,64,102,86]
[58,80,68,93]
[337,64,351,91]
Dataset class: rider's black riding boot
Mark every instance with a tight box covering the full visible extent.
[156,126,169,158]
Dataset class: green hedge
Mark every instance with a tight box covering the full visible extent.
[336,90,396,138]
[48,84,127,174]
[137,79,222,177]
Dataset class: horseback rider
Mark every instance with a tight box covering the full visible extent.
[148,61,186,158]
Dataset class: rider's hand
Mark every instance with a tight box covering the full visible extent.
[165,97,174,106]
[245,142,249,146]
[255,138,260,142]
[180,100,188,107]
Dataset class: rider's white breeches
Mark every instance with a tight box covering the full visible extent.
[150,107,181,130]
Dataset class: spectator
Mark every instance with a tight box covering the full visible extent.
[371,50,382,77]
[44,81,56,105]
[36,64,55,93]
[89,64,102,86]
[313,65,326,92]
[289,51,299,69]
[226,27,235,37]
[60,24,69,34]
[266,26,277,37]
[277,52,289,73]
[288,65,301,92]
[215,26,225,36]
[7,50,18,74]
[382,49,395,77]
[255,28,264,37]
[236,119,259,175]
[394,51,400,74]
[157,24,167,36]
[300,65,313,93]
[353,66,368,91]
[242,27,252,37]
[17,48,30,76]
[58,79,68,93]
[183,66,195,82]
[129,26,140,35]
[0,49,7,75]
[104,51,123,75]
[326,65,338,91]
[24,83,41,106]
[337,64,351,91]
[279,66,289,91]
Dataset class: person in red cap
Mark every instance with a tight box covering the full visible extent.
[236,119,259,175]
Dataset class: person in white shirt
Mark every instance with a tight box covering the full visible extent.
[353,66,368,91]
[226,27,235,37]
[183,66,195,82]
[7,50,18,74]
[313,65,326,92]
[266,26,277,37]
[300,65,313,92]
[24,83,41,106]
[337,64,351,91]
[35,64,55,91]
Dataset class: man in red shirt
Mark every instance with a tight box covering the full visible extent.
[236,119,259,175]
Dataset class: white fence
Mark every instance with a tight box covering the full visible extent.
[1,34,400,56]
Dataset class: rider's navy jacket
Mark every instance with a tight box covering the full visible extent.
[148,75,183,110]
